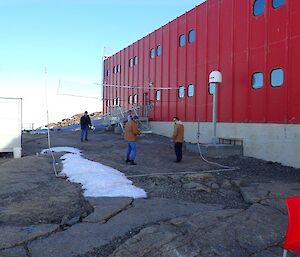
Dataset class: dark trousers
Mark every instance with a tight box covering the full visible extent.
[81,128,88,141]
[174,142,183,162]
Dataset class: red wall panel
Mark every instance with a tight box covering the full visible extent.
[219,0,234,122]
[206,0,220,122]
[154,29,162,120]
[177,14,187,121]
[161,23,170,121]
[232,1,249,122]
[195,3,208,122]
[169,19,178,120]
[102,0,300,124]
[186,8,197,122]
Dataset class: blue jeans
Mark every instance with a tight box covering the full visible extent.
[126,141,137,161]
[81,128,88,141]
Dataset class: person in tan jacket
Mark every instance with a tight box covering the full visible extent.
[124,115,141,165]
[172,116,184,163]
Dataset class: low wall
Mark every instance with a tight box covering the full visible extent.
[150,121,300,168]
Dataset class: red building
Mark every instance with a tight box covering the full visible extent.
[103,0,300,168]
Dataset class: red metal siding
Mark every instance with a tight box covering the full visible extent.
[186,8,197,122]
[232,0,249,122]
[102,0,300,125]
[169,19,178,120]
[196,3,208,122]
[161,23,170,121]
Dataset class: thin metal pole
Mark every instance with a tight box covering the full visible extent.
[44,67,51,149]
[212,83,217,144]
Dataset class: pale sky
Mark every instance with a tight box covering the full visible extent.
[0,0,205,128]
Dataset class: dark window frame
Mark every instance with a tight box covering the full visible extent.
[156,45,161,56]
[134,56,138,65]
[179,34,185,47]
[129,58,133,67]
[150,48,155,59]
[133,94,138,104]
[253,0,265,16]
[128,95,133,104]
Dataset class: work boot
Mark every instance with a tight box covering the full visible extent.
[125,159,130,164]
[130,160,137,165]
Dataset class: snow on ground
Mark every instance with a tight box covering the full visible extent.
[42,147,147,198]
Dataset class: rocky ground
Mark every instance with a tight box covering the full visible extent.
[0,129,300,257]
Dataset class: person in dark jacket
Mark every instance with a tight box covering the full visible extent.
[80,111,92,141]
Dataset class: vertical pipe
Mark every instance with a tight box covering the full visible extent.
[212,83,217,144]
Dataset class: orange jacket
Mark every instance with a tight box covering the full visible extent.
[172,123,184,143]
[124,120,140,141]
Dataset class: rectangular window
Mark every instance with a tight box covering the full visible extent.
[252,72,264,89]
[156,90,161,101]
[156,45,161,56]
[150,48,155,59]
[253,0,265,16]
[271,68,284,87]
[188,30,195,43]
[187,84,194,97]
[129,58,133,67]
[134,94,138,104]
[179,34,185,47]
[272,0,285,8]
[178,86,185,98]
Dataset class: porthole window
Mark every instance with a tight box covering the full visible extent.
[129,58,133,67]
[134,56,138,65]
[179,34,185,47]
[129,95,133,104]
[134,94,138,104]
[188,30,195,43]
[156,90,161,101]
[117,64,121,73]
[150,48,155,59]
[116,98,120,106]
[106,69,110,76]
[106,99,110,107]
[252,72,264,89]
[113,66,116,74]
[187,84,194,97]
[272,0,285,8]
[253,0,265,16]
[271,68,284,87]
[179,86,185,98]
[156,45,161,56]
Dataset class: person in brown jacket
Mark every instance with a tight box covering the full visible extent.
[172,116,184,163]
[124,115,141,165]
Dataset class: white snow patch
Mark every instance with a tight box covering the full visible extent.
[42,147,147,199]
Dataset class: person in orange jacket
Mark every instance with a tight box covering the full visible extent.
[124,115,141,165]
[172,116,184,163]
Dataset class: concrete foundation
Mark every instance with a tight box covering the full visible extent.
[186,143,243,158]
[150,121,300,168]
